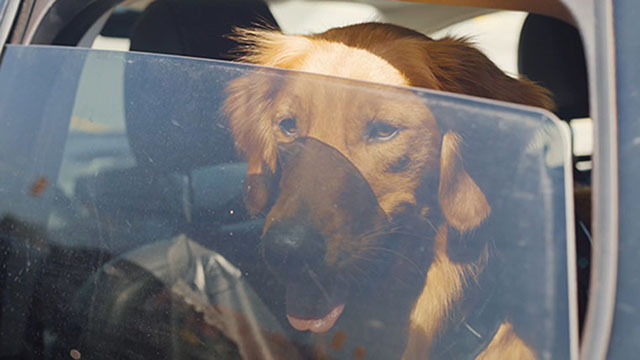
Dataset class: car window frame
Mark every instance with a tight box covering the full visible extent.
[577,2,618,359]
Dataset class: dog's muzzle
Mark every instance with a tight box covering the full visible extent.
[260,138,389,333]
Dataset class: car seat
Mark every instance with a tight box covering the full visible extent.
[518,13,591,333]
[73,0,279,254]
[518,14,590,184]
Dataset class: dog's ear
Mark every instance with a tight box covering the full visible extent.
[223,28,313,215]
[423,37,555,111]
[224,73,279,215]
[438,132,490,233]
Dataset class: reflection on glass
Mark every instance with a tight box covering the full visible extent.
[0,45,574,359]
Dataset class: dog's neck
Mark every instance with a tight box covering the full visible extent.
[428,256,503,359]
[402,208,497,359]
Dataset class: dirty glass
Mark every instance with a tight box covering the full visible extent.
[0,45,576,359]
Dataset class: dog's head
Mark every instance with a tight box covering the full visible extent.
[223,23,553,333]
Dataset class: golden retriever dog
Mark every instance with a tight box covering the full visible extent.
[224,22,553,359]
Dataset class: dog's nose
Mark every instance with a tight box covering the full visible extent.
[262,220,327,280]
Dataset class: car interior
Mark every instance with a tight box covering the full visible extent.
[0,0,592,358]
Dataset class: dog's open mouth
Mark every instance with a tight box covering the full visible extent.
[285,279,348,333]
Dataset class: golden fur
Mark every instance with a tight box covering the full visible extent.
[224,22,553,359]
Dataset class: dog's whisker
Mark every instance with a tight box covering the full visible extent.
[254,239,265,253]
[355,229,396,242]
[361,221,435,238]
[305,266,332,305]
[343,266,373,291]
[360,246,426,275]
[360,230,431,244]
[425,218,438,233]
[357,227,408,240]
[349,252,385,264]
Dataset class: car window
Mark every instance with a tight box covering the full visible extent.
[0,44,576,359]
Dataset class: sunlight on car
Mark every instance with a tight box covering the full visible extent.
[269,1,380,34]
[430,11,527,76]
[570,118,594,157]
[571,117,594,171]
[92,35,130,51]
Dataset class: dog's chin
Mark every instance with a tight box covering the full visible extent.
[284,280,348,333]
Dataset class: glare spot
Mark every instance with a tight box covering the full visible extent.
[368,319,384,329]
[576,160,592,171]
[229,209,235,215]
[70,349,81,359]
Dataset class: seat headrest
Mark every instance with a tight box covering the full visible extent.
[129,0,277,59]
[518,14,589,120]
[125,0,278,172]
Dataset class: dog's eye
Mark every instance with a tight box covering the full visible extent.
[367,122,399,141]
[279,118,297,137]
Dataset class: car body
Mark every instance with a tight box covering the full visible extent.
[0,0,637,359]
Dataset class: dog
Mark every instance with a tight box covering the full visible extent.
[223,22,553,359]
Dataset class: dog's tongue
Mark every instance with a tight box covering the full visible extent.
[287,304,345,333]
[285,282,347,333]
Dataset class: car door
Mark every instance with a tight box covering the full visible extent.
[0,0,593,359]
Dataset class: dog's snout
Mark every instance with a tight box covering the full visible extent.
[262,220,327,279]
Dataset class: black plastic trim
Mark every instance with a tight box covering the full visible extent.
[0,0,21,56]
[28,0,122,45]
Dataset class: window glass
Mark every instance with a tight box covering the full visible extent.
[0,45,575,359]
